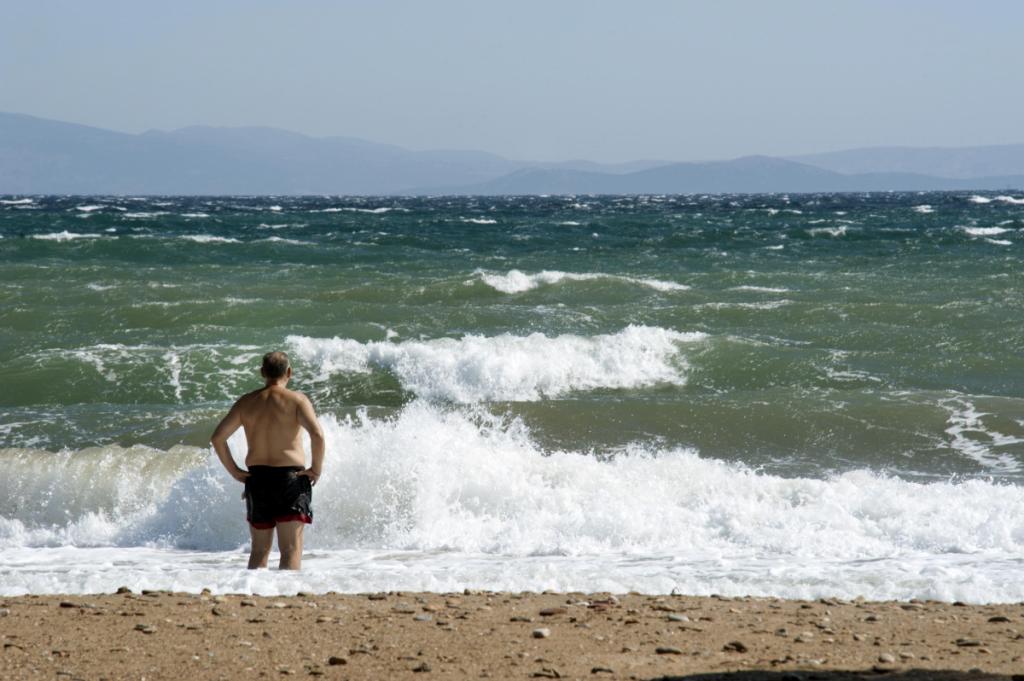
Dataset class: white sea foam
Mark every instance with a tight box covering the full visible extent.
[994,195,1024,205]
[180,235,241,244]
[86,283,117,292]
[181,212,210,218]
[962,226,1009,237]
[968,195,993,204]
[730,285,791,293]
[558,221,582,226]
[0,198,33,205]
[462,217,498,224]
[75,204,105,212]
[258,236,312,245]
[912,205,935,214]
[288,326,704,402]
[942,398,1024,474]
[122,211,170,219]
[312,207,397,214]
[807,226,847,237]
[986,238,1013,246]
[31,231,103,241]
[1,404,1023,601]
[697,300,792,311]
[475,269,690,294]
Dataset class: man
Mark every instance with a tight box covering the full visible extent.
[211,351,325,570]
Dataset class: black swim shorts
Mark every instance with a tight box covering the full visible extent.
[244,465,313,529]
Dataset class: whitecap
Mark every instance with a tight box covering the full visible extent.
[962,226,1009,237]
[180,235,241,244]
[475,269,690,294]
[288,325,705,403]
[31,231,103,241]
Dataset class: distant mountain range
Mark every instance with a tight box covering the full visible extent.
[2,112,1023,195]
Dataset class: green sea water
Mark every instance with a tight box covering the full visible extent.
[2,192,1023,480]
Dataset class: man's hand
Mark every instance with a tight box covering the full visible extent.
[298,468,320,486]
[230,467,250,483]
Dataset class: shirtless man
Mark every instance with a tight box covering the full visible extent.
[211,351,325,570]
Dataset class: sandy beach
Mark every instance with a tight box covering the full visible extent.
[1,591,1021,680]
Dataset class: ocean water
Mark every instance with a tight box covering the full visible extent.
[1,192,1023,601]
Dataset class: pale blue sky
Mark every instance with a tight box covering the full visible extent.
[2,0,1021,162]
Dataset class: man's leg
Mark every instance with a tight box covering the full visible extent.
[248,525,274,569]
[275,521,304,570]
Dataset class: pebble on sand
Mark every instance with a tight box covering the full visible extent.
[539,607,567,617]
[532,628,551,639]
[655,646,684,655]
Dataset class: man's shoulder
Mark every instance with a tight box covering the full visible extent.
[286,389,313,405]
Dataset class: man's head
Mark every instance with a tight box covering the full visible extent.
[261,351,291,382]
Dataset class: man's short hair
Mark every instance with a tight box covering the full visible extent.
[262,351,290,379]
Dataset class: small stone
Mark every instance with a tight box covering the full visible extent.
[532,628,551,639]
[510,616,533,622]
[651,604,676,612]
[211,607,227,616]
[412,662,432,672]
[591,667,614,674]
[775,627,788,637]
[268,602,288,609]
[655,646,684,655]
[367,593,387,600]
[392,603,417,614]
[864,614,879,622]
[852,633,865,641]
[878,653,896,663]
[327,656,347,666]
[530,668,561,679]
[316,615,332,623]
[988,615,1011,623]
[240,599,256,607]
[134,624,156,634]
[115,586,132,594]
[667,614,689,622]
[539,607,567,617]
[414,614,433,622]
[956,638,982,647]
[900,603,924,611]
[899,651,915,660]
[0,609,8,617]
[58,601,77,608]
[722,640,748,653]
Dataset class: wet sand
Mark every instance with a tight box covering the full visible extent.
[1,591,1022,680]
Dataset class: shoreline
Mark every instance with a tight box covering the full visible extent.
[2,591,1021,680]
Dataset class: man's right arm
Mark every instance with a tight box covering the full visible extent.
[210,401,249,483]
[296,394,325,484]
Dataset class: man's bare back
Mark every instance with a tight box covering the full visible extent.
[234,384,319,469]
[211,351,325,569]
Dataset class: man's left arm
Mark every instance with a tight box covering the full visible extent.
[296,394,325,484]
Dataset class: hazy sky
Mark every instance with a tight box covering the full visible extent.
[2,1,1022,162]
